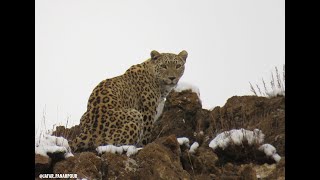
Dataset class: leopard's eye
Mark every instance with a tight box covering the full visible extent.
[176,64,182,69]
[160,64,167,69]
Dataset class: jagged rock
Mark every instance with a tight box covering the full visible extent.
[253,163,276,179]
[136,135,190,180]
[35,154,51,177]
[193,174,217,180]
[209,96,285,156]
[43,91,285,180]
[150,90,205,144]
[100,153,138,180]
[265,157,285,180]
[52,125,81,141]
[53,152,102,179]
[167,90,202,113]
[213,142,277,165]
[239,164,257,180]
[181,146,220,176]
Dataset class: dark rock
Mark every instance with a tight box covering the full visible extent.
[240,164,257,180]
[35,154,51,177]
[136,135,190,180]
[209,96,285,156]
[100,153,138,180]
[52,125,81,141]
[181,146,220,176]
[53,152,102,179]
[44,91,285,180]
[265,157,285,180]
[150,90,205,145]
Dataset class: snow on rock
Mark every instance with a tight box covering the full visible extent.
[272,154,281,162]
[174,82,200,99]
[245,129,265,145]
[209,128,281,163]
[189,142,199,154]
[266,88,285,98]
[96,145,120,154]
[229,129,244,145]
[35,135,73,158]
[209,128,265,150]
[258,144,281,162]
[126,146,143,157]
[96,145,142,157]
[209,131,230,150]
[177,137,190,147]
[257,175,261,179]
[258,144,276,156]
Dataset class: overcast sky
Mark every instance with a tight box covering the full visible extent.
[35,0,285,134]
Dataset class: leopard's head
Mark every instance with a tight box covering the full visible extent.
[150,50,188,86]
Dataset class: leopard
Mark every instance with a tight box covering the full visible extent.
[70,50,188,152]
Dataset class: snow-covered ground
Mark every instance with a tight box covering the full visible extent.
[177,137,200,154]
[209,128,281,162]
[174,82,201,99]
[177,137,190,147]
[258,144,281,162]
[209,128,265,150]
[96,145,143,157]
[189,142,199,154]
[35,130,280,163]
[266,88,285,98]
[35,135,73,158]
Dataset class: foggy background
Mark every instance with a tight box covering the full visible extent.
[35,0,285,135]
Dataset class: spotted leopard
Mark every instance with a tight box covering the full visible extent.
[70,50,188,152]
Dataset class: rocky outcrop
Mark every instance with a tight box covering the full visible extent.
[35,154,51,177]
[53,152,103,179]
[209,95,285,156]
[38,90,285,179]
[51,125,81,141]
[150,90,202,144]
[135,135,190,180]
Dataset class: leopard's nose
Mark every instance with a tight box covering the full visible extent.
[168,77,176,81]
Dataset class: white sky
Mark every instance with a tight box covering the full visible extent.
[35,0,285,134]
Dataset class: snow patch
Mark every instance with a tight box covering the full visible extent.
[258,144,276,156]
[126,146,142,157]
[174,82,200,99]
[258,144,281,162]
[35,135,73,158]
[272,154,281,162]
[189,142,199,153]
[266,88,285,98]
[96,145,142,157]
[177,137,190,147]
[257,175,261,179]
[209,128,265,150]
[209,128,281,163]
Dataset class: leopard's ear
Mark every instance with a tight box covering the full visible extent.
[178,50,188,61]
[151,50,161,61]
